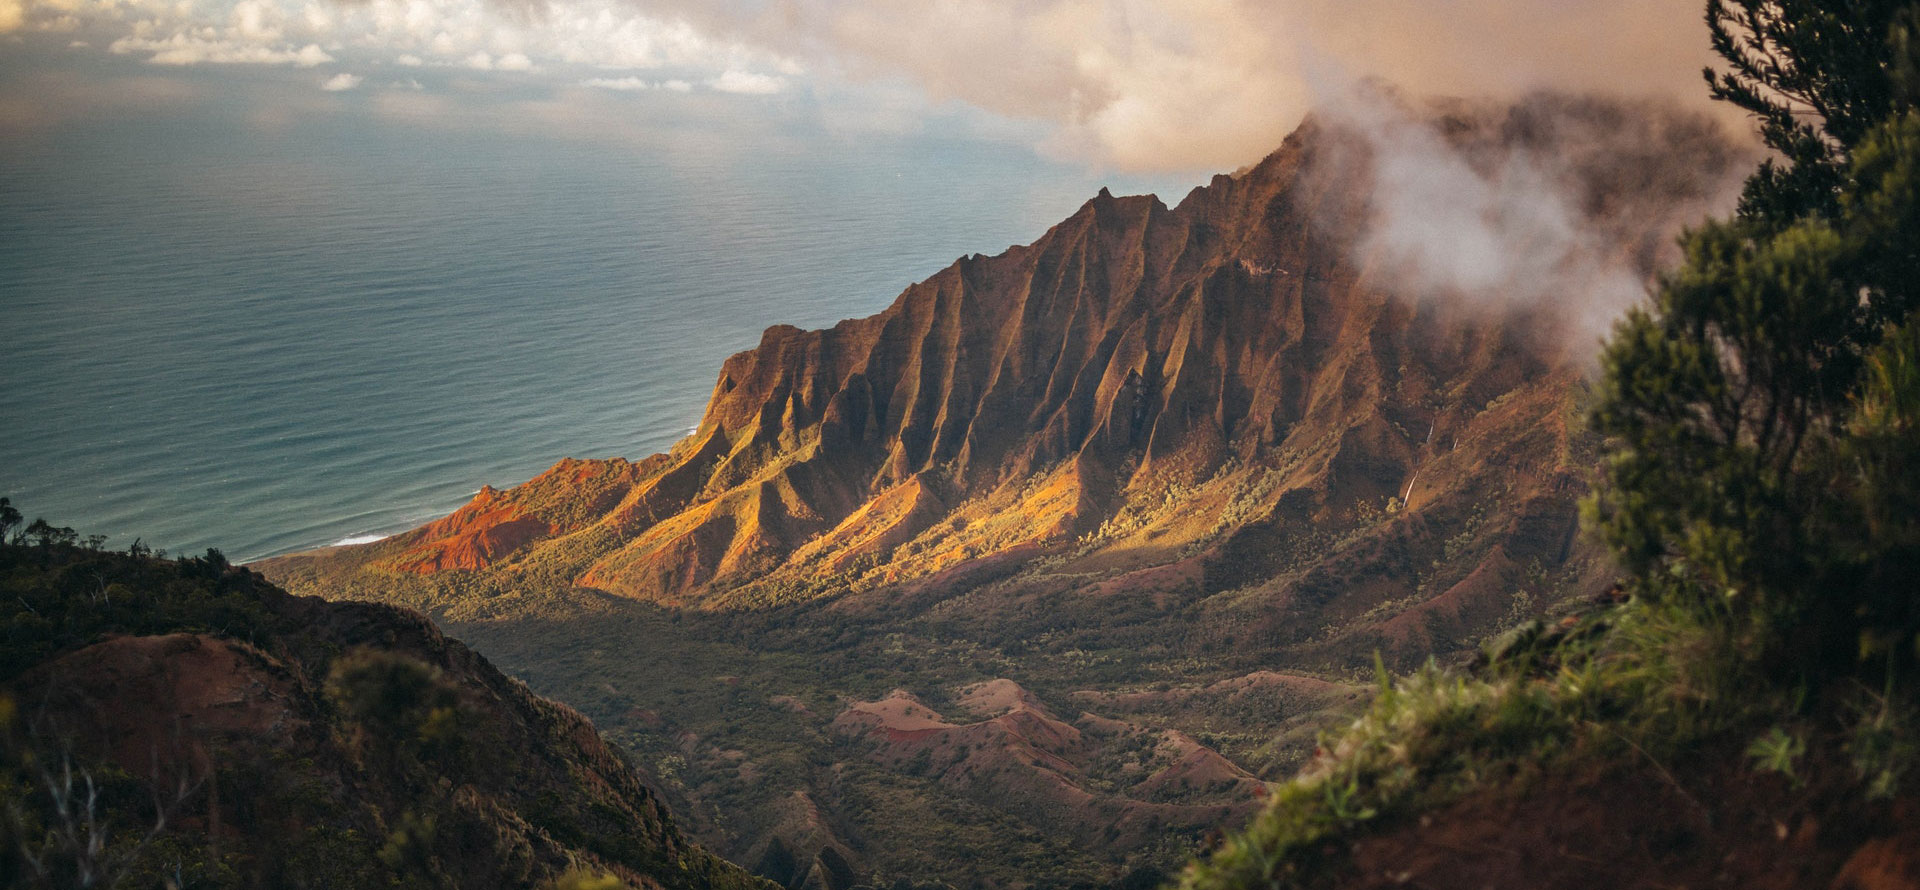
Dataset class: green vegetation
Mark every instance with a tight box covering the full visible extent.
[1182,599,1762,888]
[0,532,771,890]
[1592,16,1920,672]
[1,538,283,683]
[1181,3,1920,887]
[545,871,634,890]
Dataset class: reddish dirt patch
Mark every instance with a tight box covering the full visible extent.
[1833,818,1920,890]
[385,485,556,572]
[18,633,309,773]
[833,679,1268,851]
[1136,730,1265,798]
[834,690,957,734]
[1324,755,1918,890]
[954,678,1054,719]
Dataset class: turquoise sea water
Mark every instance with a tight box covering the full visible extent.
[1,113,1193,562]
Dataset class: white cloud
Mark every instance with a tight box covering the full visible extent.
[396,54,422,66]
[231,0,280,41]
[109,34,335,67]
[1303,87,1752,346]
[709,69,784,95]
[495,51,532,71]
[580,76,651,91]
[321,71,360,90]
[300,2,331,33]
[292,43,330,66]
[579,75,695,92]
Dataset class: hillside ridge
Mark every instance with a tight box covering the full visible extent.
[0,542,769,890]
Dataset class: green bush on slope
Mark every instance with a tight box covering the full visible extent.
[1181,597,1768,890]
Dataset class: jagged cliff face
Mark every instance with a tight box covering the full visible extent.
[271,96,1745,650]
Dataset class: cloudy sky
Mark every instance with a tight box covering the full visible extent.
[1,0,1723,174]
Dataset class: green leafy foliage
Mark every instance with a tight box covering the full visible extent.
[1746,726,1806,781]
[1180,593,1806,890]
[327,649,474,773]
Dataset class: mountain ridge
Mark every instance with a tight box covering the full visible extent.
[267,97,1747,636]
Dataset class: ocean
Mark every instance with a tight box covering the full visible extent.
[1,112,1195,562]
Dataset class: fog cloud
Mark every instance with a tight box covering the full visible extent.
[1306,84,1757,348]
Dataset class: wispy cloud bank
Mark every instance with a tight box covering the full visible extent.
[1303,85,1756,348]
[709,69,783,95]
[6,0,1725,173]
[12,0,795,90]
[0,0,24,32]
[109,34,333,67]
[614,0,1723,172]
[579,75,690,91]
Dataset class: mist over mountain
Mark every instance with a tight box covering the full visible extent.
[269,93,1748,615]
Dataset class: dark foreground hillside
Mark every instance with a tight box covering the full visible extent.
[0,539,770,890]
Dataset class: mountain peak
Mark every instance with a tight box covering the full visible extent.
[265,97,1748,656]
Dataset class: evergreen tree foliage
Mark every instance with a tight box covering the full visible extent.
[1591,2,1920,669]
[1705,0,1913,224]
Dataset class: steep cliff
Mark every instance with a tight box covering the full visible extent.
[268,96,1746,660]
